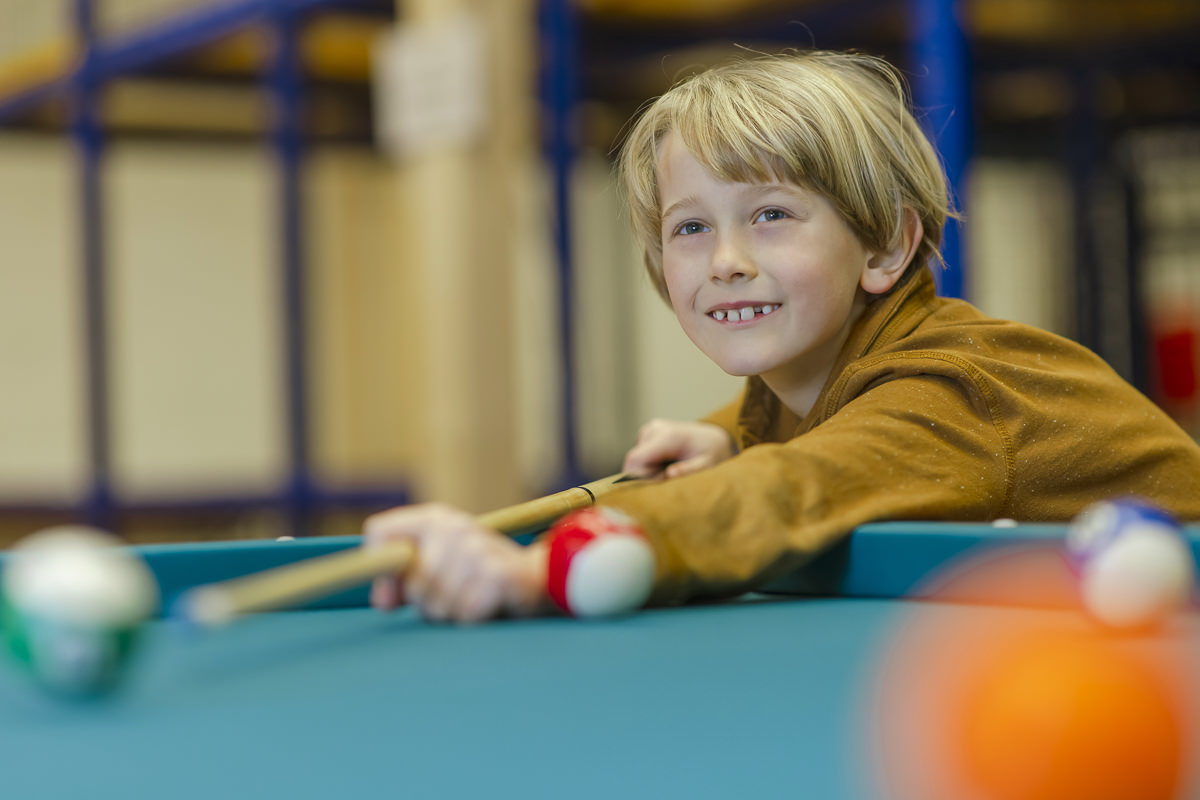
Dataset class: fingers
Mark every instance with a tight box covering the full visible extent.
[362,503,544,624]
[415,528,480,622]
[664,453,717,479]
[369,575,402,612]
[365,503,453,613]
[622,419,682,477]
[365,506,425,612]
[623,419,735,478]
[456,578,504,625]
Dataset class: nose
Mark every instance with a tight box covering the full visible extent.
[709,231,758,283]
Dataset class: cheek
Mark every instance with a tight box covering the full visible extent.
[661,261,690,309]
[667,290,693,327]
[786,246,868,300]
[662,267,708,339]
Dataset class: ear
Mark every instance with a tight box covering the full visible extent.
[860,207,923,295]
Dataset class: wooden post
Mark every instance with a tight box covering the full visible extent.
[391,0,534,511]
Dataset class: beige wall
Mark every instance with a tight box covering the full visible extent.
[99,0,212,35]
[0,134,86,503]
[0,1,211,59]
[966,160,1073,336]
[0,2,63,63]
[0,135,417,512]
[306,147,420,488]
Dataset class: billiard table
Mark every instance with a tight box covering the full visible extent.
[1,522,1197,800]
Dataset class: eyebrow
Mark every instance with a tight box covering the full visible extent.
[660,183,805,222]
[660,195,701,223]
[742,183,805,201]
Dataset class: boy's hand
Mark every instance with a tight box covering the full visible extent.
[364,504,551,623]
[623,419,735,480]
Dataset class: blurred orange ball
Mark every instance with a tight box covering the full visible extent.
[953,629,1182,800]
[872,546,1192,800]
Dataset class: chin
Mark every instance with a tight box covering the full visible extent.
[709,352,773,378]
[687,331,781,377]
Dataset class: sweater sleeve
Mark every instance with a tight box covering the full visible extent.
[600,373,1010,605]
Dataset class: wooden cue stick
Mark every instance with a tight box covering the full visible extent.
[177,473,636,627]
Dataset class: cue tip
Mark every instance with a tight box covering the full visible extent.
[170,587,235,630]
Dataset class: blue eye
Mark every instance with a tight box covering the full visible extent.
[676,221,709,236]
[755,208,789,223]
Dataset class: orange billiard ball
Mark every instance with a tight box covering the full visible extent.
[952,629,1183,800]
[872,546,1193,800]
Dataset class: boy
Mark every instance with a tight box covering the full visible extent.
[366,50,1200,623]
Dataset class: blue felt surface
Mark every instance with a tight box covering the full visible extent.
[0,598,896,799]
[2,596,1195,800]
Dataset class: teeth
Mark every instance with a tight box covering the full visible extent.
[710,305,778,321]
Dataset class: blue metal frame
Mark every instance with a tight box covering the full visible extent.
[266,6,314,537]
[72,0,114,531]
[538,0,586,488]
[909,0,970,299]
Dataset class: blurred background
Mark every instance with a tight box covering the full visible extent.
[0,0,1197,545]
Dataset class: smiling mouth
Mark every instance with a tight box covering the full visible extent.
[708,304,779,322]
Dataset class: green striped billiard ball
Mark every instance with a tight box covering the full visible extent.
[1,527,157,697]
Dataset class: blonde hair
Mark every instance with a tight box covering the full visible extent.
[618,51,953,302]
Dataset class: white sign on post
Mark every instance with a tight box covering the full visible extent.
[372,13,488,160]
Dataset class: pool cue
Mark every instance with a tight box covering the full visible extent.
[177,473,638,628]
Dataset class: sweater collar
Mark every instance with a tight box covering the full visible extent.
[836,264,937,363]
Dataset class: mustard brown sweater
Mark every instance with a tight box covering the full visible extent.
[601,266,1200,605]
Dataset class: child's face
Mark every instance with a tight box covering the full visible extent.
[656,132,874,405]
